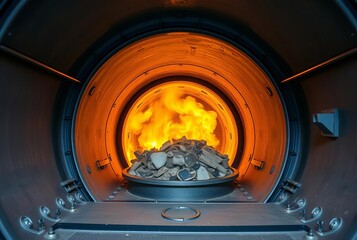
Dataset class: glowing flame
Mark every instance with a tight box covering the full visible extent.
[124,87,220,160]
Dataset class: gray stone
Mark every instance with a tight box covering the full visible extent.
[199,154,227,173]
[169,176,178,181]
[208,171,215,179]
[173,154,185,166]
[153,167,169,178]
[212,170,220,178]
[202,149,222,163]
[137,168,153,178]
[128,136,232,181]
[177,168,196,181]
[130,161,142,172]
[165,157,174,168]
[147,161,156,170]
[168,166,180,176]
[179,145,187,151]
[196,166,210,180]
[167,151,174,158]
[150,152,167,169]
[221,158,229,168]
[184,153,198,168]
[134,150,142,159]
[162,172,171,180]
[195,140,206,149]
[191,163,201,171]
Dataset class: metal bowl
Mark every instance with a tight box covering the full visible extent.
[122,167,239,201]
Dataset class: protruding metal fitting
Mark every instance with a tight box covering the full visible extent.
[19,216,45,235]
[56,197,75,212]
[300,207,323,223]
[40,206,59,222]
[316,217,343,236]
[285,198,306,213]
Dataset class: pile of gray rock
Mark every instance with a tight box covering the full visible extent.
[128,136,233,181]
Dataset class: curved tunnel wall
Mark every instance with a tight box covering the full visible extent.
[0,1,356,239]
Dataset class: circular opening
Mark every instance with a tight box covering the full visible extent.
[74,32,287,201]
[121,78,239,165]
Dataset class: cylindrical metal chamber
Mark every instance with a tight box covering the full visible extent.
[0,1,356,239]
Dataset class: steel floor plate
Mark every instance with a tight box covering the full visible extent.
[53,202,307,236]
[55,230,307,240]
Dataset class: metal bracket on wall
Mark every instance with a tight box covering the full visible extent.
[282,179,301,194]
[251,159,265,170]
[19,216,45,235]
[285,198,306,213]
[299,207,323,223]
[39,206,61,222]
[56,197,76,212]
[312,108,340,137]
[60,179,79,193]
[96,158,111,170]
[315,218,343,236]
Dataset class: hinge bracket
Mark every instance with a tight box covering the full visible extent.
[60,179,79,193]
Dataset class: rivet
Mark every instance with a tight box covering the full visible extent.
[266,87,273,96]
[269,165,275,174]
[86,165,92,174]
[88,86,96,96]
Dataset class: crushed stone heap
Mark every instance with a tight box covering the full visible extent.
[128,136,233,181]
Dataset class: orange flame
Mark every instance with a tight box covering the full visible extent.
[124,86,220,160]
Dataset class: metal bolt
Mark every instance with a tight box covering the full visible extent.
[48,227,55,235]
[86,165,92,174]
[316,220,324,232]
[329,218,340,230]
[23,217,33,228]
[70,201,75,210]
[38,219,45,231]
[300,209,306,220]
[88,86,96,96]
[266,87,273,96]
[307,228,314,237]
[55,208,61,219]
[311,207,321,217]
[297,199,304,206]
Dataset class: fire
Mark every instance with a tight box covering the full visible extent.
[124,85,220,161]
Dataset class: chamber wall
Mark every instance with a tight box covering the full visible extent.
[0,1,356,239]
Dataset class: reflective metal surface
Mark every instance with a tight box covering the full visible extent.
[0,1,356,240]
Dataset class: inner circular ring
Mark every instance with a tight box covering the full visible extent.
[161,206,201,222]
[74,32,287,202]
[121,78,239,165]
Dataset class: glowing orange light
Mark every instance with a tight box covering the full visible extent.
[122,81,237,162]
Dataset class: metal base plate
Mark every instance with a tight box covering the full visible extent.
[53,202,307,234]
[54,230,307,240]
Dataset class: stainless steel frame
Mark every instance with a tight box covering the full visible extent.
[0,1,356,239]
